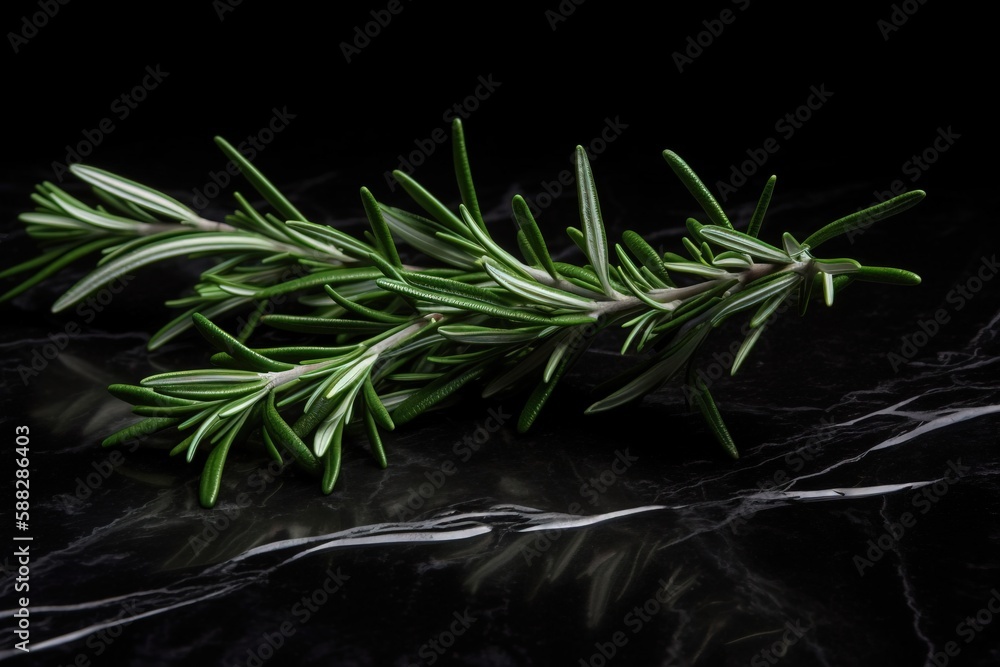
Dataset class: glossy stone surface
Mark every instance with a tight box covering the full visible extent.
[2,169,998,666]
[2,3,992,665]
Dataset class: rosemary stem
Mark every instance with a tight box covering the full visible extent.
[264,359,340,390]
[364,313,444,357]
[191,217,238,233]
[524,266,607,299]
[261,314,443,391]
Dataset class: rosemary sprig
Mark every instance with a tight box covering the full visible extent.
[5,119,923,507]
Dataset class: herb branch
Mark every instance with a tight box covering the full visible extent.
[5,120,923,507]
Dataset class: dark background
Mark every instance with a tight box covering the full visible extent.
[2,1,988,331]
[2,0,989,378]
[2,1,987,214]
[2,3,997,667]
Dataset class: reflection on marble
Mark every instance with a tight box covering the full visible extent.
[1,182,998,666]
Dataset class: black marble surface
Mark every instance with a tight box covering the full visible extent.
[2,3,995,666]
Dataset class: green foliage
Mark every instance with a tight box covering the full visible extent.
[5,119,923,507]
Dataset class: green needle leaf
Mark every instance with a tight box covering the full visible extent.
[282,220,372,261]
[711,251,752,270]
[142,369,265,386]
[615,244,652,290]
[587,326,708,413]
[199,436,233,509]
[813,258,861,275]
[750,289,791,328]
[377,278,565,325]
[484,259,597,311]
[575,147,615,297]
[184,403,227,463]
[802,190,925,250]
[391,364,487,426]
[698,227,790,263]
[622,231,673,285]
[518,339,586,433]
[0,238,119,303]
[799,270,816,316]
[821,271,835,306]
[108,384,200,407]
[852,266,921,285]
[321,422,344,494]
[193,313,294,372]
[51,233,284,312]
[101,417,179,447]
[662,150,733,230]
[709,273,799,326]
[458,205,533,278]
[746,175,776,239]
[0,244,67,279]
[363,376,395,431]
[452,118,484,230]
[69,164,198,222]
[261,428,285,466]
[214,136,308,222]
[323,285,410,324]
[731,323,767,375]
[392,171,467,237]
[681,237,705,264]
[199,409,252,508]
[690,377,739,459]
[263,391,321,474]
[361,187,403,267]
[263,315,389,334]
[363,407,388,469]
[661,261,730,279]
[381,205,480,269]
[513,195,559,280]
[148,299,249,351]
[439,324,546,344]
